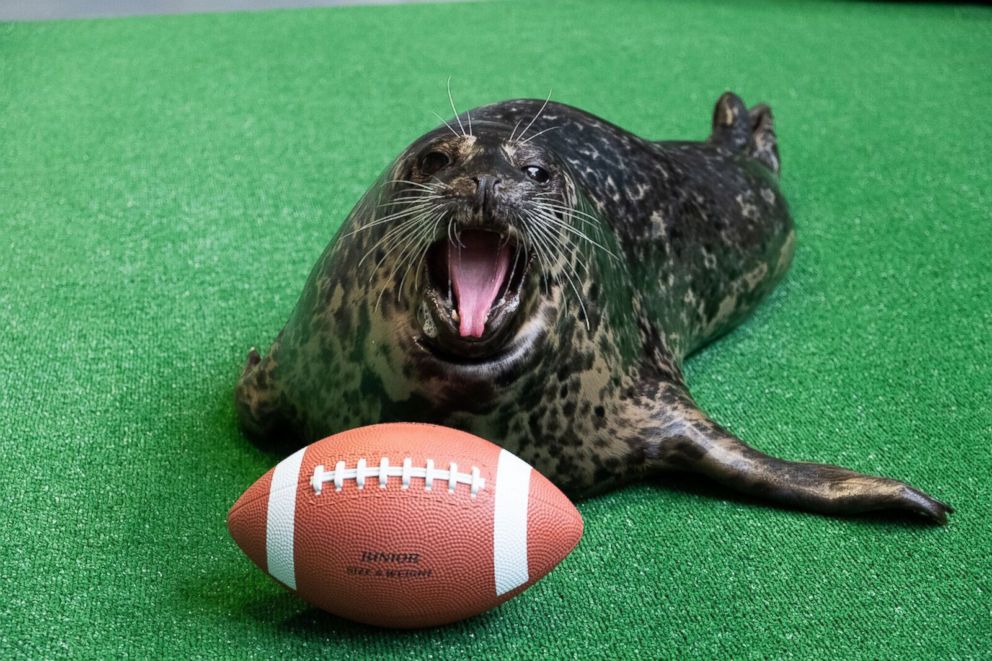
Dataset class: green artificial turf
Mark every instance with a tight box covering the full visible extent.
[2,1,990,657]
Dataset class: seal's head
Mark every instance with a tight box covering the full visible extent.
[364,119,587,367]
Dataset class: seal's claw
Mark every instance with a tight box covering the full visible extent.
[241,347,262,378]
[898,485,953,524]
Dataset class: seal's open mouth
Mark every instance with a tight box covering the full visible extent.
[422,229,529,354]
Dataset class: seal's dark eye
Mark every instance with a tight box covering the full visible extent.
[523,165,550,184]
[420,151,450,176]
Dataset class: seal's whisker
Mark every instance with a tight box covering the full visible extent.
[360,213,434,269]
[386,179,438,191]
[530,199,605,226]
[445,219,454,305]
[531,210,610,249]
[535,200,600,221]
[531,201,619,255]
[527,220,570,318]
[373,219,437,308]
[530,203,604,234]
[519,125,560,145]
[507,235,522,296]
[519,209,557,301]
[446,77,466,138]
[409,215,444,295]
[347,203,440,236]
[375,198,443,213]
[427,175,454,191]
[393,215,442,303]
[432,111,461,139]
[524,205,595,317]
[511,211,546,297]
[370,202,439,218]
[367,234,420,282]
[356,213,426,249]
[378,194,445,208]
[516,240,534,297]
[528,193,594,213]
[540,232,591,283]
[365,229,426,276]
[529,207,619,260]
[508,119,523,143]
[526,214,590,329]
[515,90,552,143]
[558,267,589,330]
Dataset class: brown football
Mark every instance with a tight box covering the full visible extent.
[228,423,583,628]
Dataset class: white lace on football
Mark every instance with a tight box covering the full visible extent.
[310,457,485,497]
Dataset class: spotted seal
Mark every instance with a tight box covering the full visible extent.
[235,92,951,523]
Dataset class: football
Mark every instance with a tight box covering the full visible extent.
[227,423,584,628]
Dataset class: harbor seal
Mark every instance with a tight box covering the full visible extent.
[235,92,951,523]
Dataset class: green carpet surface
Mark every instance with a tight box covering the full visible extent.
[2,1,990,657]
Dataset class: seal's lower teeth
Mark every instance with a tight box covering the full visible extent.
[452,309,460,322]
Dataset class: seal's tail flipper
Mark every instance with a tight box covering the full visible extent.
[747,102,780,175]
[643,386,952,523]
[707,92,781,175]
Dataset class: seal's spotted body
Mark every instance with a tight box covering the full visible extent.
[237,93,951,522]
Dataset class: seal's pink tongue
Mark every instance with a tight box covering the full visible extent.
[448,232,511,338]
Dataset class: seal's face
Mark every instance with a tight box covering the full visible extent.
[378,121,576,364]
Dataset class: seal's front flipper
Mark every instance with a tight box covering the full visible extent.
[240,347,262,378]
[707,92,781,175]
[644,392,952,523]
[234,341,302,451]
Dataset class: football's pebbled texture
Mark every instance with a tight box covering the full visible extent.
[228,423,583,628]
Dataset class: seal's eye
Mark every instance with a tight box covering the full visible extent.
[420,151,451,176]
[523,165,550,184]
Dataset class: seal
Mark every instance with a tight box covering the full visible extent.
[235,92,951,523]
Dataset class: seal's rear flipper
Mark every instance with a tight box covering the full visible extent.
[708,92,750,152]
[707,92,781,175]
[643,389,952,523]
[747,103,780,175]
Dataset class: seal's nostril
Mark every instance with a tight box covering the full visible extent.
[472,175,500,190]
[473,175,500,186]
[472,175,500,213]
